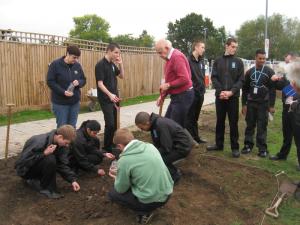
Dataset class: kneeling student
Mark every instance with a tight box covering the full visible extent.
[15,125,80,199]
[135,112,193,183]
[69,120,115,176]
[108,128,173,224]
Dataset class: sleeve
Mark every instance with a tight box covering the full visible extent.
[114,160,131,193]
[268,68,276,107]
[56,148,77,183]
[211,59,223,94]
[47,62,66,96]
[77,65,86,88]
[231,60,245,94]
[157,123,173,154]
[274,76,289,90]
[113,64,120,76]
[95,63,105,82]
[168,55,190,88]
[242,70,251,106]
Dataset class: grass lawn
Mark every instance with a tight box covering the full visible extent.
[204,98,300,225]
[0,93,159,127]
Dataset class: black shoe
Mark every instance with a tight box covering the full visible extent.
[269,155,287,161]
[137,213,154,224]
[39,189,64,199]
[241,145,252,154]
[206,145,223,151]
[25,179,42,191]
[197,138,207,144]
[257,151,268,158]
[232,150,240,158]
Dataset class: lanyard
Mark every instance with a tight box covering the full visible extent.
[254,64,265,85]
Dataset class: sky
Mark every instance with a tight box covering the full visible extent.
[0,0,299,40]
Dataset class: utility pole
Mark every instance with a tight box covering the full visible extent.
[265,0,269,58]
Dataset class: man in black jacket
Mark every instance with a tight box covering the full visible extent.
[135,112,193,183]
[241,49,278,157]
[95,43,125,152]
[186,40,207,144]
[15,125,80,199]
[207,38,244,158]
[47,45,86,128]
[69,120,115,175]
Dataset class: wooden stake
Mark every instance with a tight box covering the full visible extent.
[5,103,15,162]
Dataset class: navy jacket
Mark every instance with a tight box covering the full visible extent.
[47,57,86,105]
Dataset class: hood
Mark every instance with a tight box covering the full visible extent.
[120,140,147,157]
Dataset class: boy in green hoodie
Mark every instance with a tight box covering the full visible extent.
[108,128,173,224]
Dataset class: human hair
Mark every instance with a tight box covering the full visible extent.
[106,42,120,52]
[192,40,205,51]
[113,128,134,146]
[80,120,101,131]
[287,58,300,88]
[135,112,150,125]
[225,37,237,46]
[56,125,76,141]
[66,45,81,57]
[256,49,266,56]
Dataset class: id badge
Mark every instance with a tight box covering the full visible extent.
[253,87,258,94]
[232,62,236,69]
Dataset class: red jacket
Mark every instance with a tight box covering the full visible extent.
[164,49,192,95]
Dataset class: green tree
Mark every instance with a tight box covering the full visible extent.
[69,14,110,42]
[236,14,300,60]
[167,13,226,59]
[112,30,154,47]
[137,30,154,47]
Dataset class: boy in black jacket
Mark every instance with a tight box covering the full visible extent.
[69,120,115,175]
[15,125,80,199]
[135,112,193,183]
[241,49,279,157]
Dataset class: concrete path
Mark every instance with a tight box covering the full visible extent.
[0,90,215,159]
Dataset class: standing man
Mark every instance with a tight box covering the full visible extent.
[95,43,124,152]
[270,52,300,160]
[186,40,207,144]
[47,45,86,128]
[206,38,244,158]
[15,125,80,199]
[155,39,194,128]
[241,49,278,157]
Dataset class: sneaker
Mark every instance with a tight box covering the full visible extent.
[197,138,207,144]
[257,151,268,158]
[232,149,240,158]
[137,213,154,224]
[206,145,223,151]
[39,189,64,199]
[241,145,252,154]
[269,155,287,161]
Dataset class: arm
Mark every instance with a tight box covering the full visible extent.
[242,70,250,106]
[77,66,86,88]
[211,59,223,94]
[268,69,277,108]
[157,123,173,154]
[46,62,65,96]
[231,60,245,94]
[56,148,77,183]
[114,160,131,193]
[114,56,124,79]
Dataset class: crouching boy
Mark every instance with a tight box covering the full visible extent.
[108,128,173,224]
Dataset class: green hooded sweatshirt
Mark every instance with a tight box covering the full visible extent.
[114,140,174,204]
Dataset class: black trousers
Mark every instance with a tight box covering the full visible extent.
[186,94,204,142]
[244,101,269,151]
[24,155,57,191]
[292,123,300,165]
[108,188,168,215]
[99,101,117,152]
[277,104,294,158]
[215,97,239,150]
[165,89,194,128]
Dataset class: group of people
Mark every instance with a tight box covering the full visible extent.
[14,38,300,224]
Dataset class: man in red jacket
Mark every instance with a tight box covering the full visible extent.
[155,39,194,128]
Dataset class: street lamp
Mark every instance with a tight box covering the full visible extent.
[265,0,269,58]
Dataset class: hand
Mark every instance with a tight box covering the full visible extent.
[223,91,233,99]
[242,106,247,116]
[109,170,116,179]
[72,181,80,192]
[159,83,170,92]
[72,80,79,87]
[269,107,275,113]
[44,144,57,156]
[97,169,106,176]
[115,55,123,65]
[105,153,115,160]
[65,91,74,97]
[109,94,120,103]
[271,75,283,81]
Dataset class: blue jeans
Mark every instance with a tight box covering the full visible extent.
[52,102,80,128]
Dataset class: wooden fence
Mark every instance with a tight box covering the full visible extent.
[0,30,164,114]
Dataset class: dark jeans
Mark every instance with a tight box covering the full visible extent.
[165,89,194,128]
[293,123,300,165]
[52,102,80,128]
[215,97,239,150]
[24,155,57,191]
[99,101,117,152]
[108,188,168,215]
[186,94,204,142]
[244,101,269,151]
[277,104,294,158]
